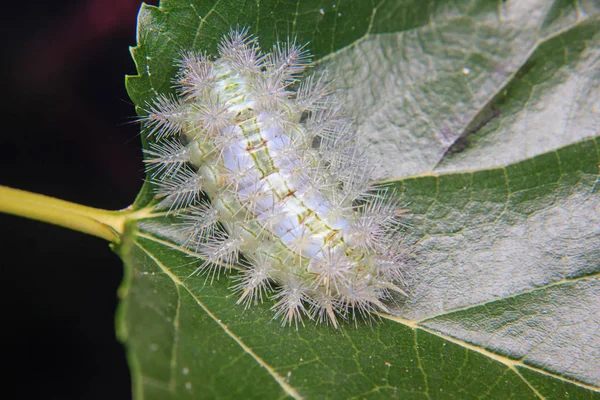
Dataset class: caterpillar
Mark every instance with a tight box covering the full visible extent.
[142,28,407,328]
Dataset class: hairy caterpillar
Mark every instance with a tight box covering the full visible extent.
[142,28,407,328]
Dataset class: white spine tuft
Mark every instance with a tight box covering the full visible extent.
[143,94,187,139]
[143,138,191,177]
[154,167,203,210]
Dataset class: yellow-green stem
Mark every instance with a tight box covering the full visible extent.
[0,185,130,242]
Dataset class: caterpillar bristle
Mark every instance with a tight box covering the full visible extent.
[143,138,191,177]
[218,27,264,74]
[154,167,203,211]
[177,200,220,249]
[174,52,216,100]
[307,247,353,295]
[250,73,292,110]
[233,257,273,308]
[142,28,408,328]
[194,98,234,137]
[271,276,311,329]
[295,72,331,112]
[194,232,242,281]
[267,39,311,82]
[338,278,385,322]
[309,291,342,328]
[143,93,187,140]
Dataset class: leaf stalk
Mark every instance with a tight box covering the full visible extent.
[0,185,141,242]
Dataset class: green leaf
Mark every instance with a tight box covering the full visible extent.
[121,0,600,398]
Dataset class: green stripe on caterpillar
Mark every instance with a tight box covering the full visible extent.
[142,28,408,328]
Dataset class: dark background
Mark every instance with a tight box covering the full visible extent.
[1,1,156,398]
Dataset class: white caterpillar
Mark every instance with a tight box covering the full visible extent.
[143,29,407,328]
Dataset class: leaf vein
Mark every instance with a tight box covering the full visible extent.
[379,313,600,394]
[134,239,304,399]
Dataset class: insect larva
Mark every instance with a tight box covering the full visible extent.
[142,28,407,328]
